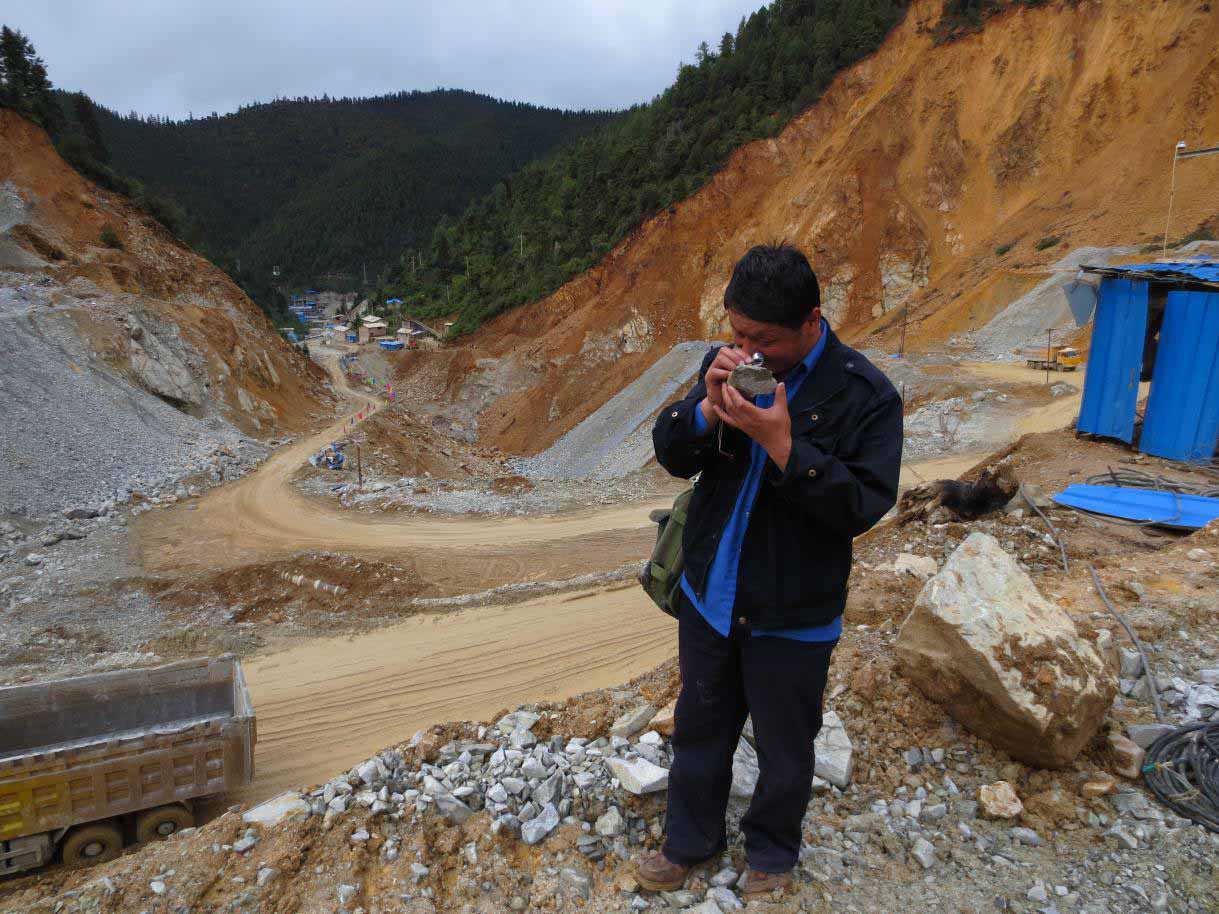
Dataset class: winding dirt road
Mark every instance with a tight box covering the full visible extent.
[137,348,669,575]
[138,346,683,801]
[139,349,1086,802]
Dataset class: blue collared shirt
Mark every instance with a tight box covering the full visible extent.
[680,322,842,642]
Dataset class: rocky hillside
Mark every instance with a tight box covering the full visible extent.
[407,0,1219,457]
[3,428,1217,912]
[0,110,329,520]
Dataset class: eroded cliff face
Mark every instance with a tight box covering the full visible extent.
[406,0,1219,457]
[0,109,328,434]
[0,110,331,517]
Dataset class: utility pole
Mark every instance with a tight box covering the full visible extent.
[519,233,524,258]
[1163,140,1219,254]
[1163,141,1187,256]
[898,304,908,358]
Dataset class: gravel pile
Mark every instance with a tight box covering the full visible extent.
[515,342,710,480]
[901,389,1023,460]
[0,276,247,521]
[308,469,675,516]
[966,246,1137,361]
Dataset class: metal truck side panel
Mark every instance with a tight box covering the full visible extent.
[0,657,254,844]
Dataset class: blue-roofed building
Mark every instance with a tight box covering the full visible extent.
[1078,261,1219,462]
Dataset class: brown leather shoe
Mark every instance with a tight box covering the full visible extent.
[634,852,708,892]
[740,868,793,898]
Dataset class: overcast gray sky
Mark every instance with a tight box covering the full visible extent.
[9,1,762,119]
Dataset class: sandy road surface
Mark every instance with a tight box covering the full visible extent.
[139,358,1073,573]
[232,584,675,801]
[136,349,669,574]
[147,351,1090,806]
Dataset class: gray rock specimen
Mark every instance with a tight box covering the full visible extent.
[611,704,657,738]
[727,363,777,398]
[521,803,560,844]
[242,792,310,827]
[595,807,626,836]
[911,837,936,868]
[730,736,759,799]
[814,710,854,788]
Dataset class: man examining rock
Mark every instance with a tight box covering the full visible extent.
[640,243,903,896]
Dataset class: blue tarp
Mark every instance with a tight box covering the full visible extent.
[1052,484,1219,530]
[386,298,403,305]
[378,340,405,350]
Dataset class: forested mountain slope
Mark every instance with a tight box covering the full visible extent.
[385,0,912,333]
[91,91,612,292]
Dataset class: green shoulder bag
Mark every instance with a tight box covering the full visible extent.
[639,487,693,618]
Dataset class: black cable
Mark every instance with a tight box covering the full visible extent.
[1088,566,1166,723]
[1143,722,1219,834]
[1022,483,1069,572]
[1084,466,1219,499]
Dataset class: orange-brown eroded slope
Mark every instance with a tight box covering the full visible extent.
[0,110,327,435]
[404,0,1219,457]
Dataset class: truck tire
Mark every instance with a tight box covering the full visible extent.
[61,821,123,867]
[136,804,194,843]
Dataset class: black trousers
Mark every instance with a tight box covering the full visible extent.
[662,599,837,874]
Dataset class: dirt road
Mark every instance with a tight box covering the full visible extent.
[236,583,674,800]
[143,350,1092,806]
[136,348,669,574]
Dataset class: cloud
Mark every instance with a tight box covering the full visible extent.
[11,0,761,118]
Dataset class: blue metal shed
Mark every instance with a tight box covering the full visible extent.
[1079,262,1219,462]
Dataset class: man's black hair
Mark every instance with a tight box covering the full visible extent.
[723,243,820,329]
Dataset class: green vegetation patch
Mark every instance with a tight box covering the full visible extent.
[384,0,911,336]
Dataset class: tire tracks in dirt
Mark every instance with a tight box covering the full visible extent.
[147,351,1089,805]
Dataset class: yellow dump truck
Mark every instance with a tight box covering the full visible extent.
[1022,344,1083,371]
[0,656,255,874]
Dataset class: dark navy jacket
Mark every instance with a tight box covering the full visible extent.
[651,326,903,630]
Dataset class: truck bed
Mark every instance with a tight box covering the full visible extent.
[0,656,255,844]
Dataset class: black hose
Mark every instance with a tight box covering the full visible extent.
[1022,483,1069,572]
[1088,566,1166,723]
[1143,721,1219,834]
[1085,466,1219,499]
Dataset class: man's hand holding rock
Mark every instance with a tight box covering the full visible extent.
[699,346,749,430]
[713,382,792,472]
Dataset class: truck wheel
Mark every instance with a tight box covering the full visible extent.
[136,804,194,843]
[61,822,123,867]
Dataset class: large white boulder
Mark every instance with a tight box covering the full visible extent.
[242,792,310,827]
[896,533,1115,768]
[730,709,853,798]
